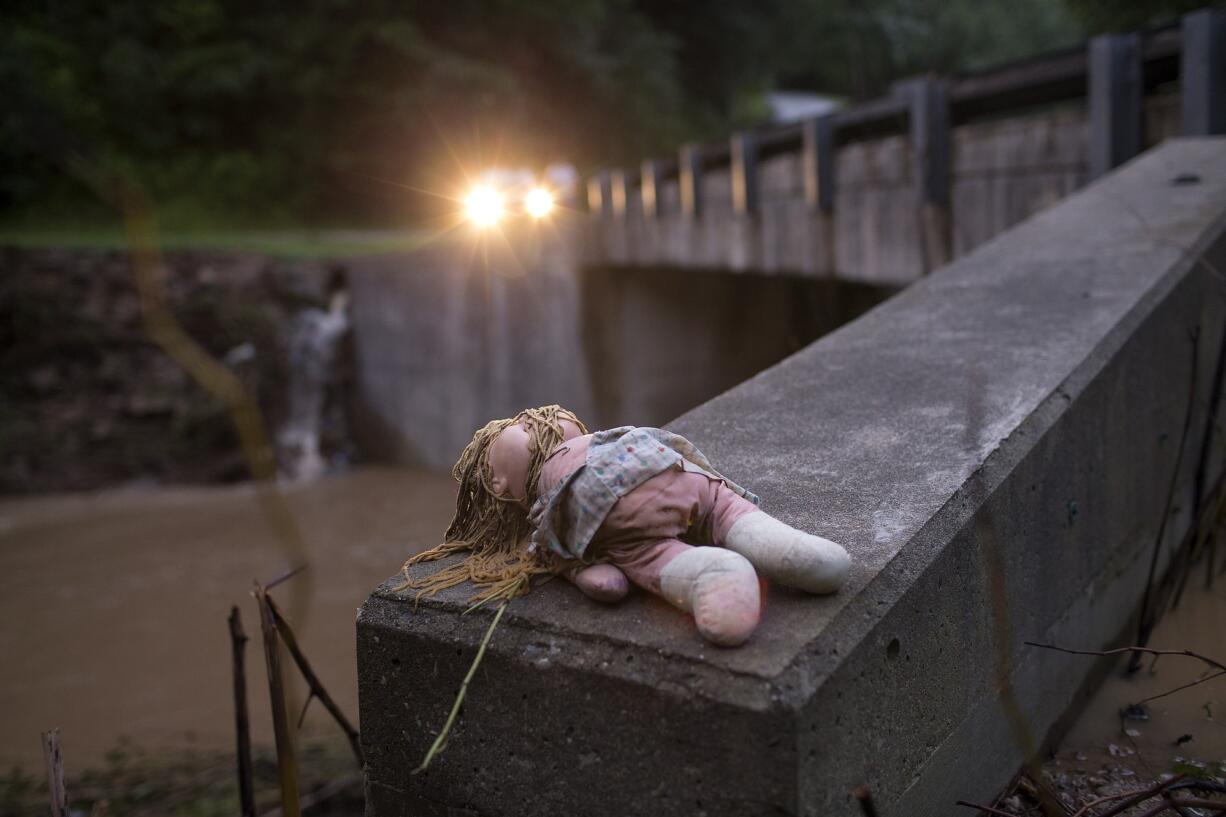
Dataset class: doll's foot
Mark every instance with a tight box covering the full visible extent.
[565,563,630,603]
[724,511,850,594]
[659,547,760,647]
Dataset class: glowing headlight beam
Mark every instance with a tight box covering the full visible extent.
[464,186,504,228]
[524,187,554,220]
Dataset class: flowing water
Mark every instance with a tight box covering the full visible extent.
[0,466,454,771]
[277,290,351,483]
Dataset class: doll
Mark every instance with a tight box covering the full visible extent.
[401,405,850,647]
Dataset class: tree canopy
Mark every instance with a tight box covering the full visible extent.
[1,0,1196,227]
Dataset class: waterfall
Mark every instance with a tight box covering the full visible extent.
[277,288,350,482]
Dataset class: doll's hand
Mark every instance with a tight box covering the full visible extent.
[564,563,630,603]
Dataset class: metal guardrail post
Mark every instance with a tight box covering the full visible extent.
[802,115,835,215]
[1182,8,1226,135]
[1089,33,1142,178]
[679,143,703,219]
[900,76,951,273]
[586,170,612,218]
[610,169,630,218]
[641,160,665,218]
[731,132,758,216]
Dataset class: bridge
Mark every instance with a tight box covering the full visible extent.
[584,9,1223,284]
[352,9,1226,816]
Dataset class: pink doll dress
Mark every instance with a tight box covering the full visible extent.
[532,429,759,592]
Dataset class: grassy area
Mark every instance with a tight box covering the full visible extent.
[0,227,435,258]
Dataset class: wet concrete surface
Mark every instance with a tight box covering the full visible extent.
[0,466,454,771]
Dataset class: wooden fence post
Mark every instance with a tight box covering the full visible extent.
[679,143,703,220]
[902,76,951,273]
[1089,33,1142,178]
[1182,8,1226,136]
[641,160,665,218]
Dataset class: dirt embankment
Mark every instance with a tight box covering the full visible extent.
[0,247,352,493]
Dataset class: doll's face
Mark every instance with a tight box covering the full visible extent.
[487,417,584,508]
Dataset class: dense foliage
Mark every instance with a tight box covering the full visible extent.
[1,0,1198,227]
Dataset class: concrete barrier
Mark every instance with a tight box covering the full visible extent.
[356,139,1226,816]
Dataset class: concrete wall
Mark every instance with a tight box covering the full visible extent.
[347,227,893,470]
[356,139,1226,816]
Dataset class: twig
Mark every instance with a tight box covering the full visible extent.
[1170,780,1226,795]
[254,585,301,817]
[265,595,363,767]
[1132,328,1200,672]
[1025,642,1226,674]
[1188,316,1226,597]
[955,801,1018,817]
[229,606,256,817]
[413,601,508,774]
[1163,791,1197,817]
[852,785,881,817]
[41,729,68,817]
[1074,774,1186,817]
[1137,668,1226,706]
[265,564,308,592]
[1167,797,1226,810]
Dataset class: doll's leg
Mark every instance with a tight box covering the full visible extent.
[608,538,760,647]
[562,562,630,603]
[713,487,850,594]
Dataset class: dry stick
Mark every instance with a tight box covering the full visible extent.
[1136,668,1226,706]
[1132,329,1200,673]
[1189,319,1226,597]
[229,606,256,817]
[1074,774,1187,817]
[975,518,1065,817]
[1024,643,1226,674]
[413,601,508,774]
[264,595,363,767]
[1163,791,1198,817]
[852,785,880,817]
[953,801,1017,817]
[266,564,308,592]
[41,729,68,817]
[255,585,301,817]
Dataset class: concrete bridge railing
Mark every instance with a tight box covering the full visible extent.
[356,139,1226,816]
[586,8,1225,285]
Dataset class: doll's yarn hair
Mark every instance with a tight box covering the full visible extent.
[399,404,587,605]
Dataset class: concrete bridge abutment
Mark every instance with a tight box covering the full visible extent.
[356,140,1226,815]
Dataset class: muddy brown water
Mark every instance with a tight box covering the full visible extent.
[1053,578,1226,772]
[0,466,454,771]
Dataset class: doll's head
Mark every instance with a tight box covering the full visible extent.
[401,405,587,603]
[487,412,585,508]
